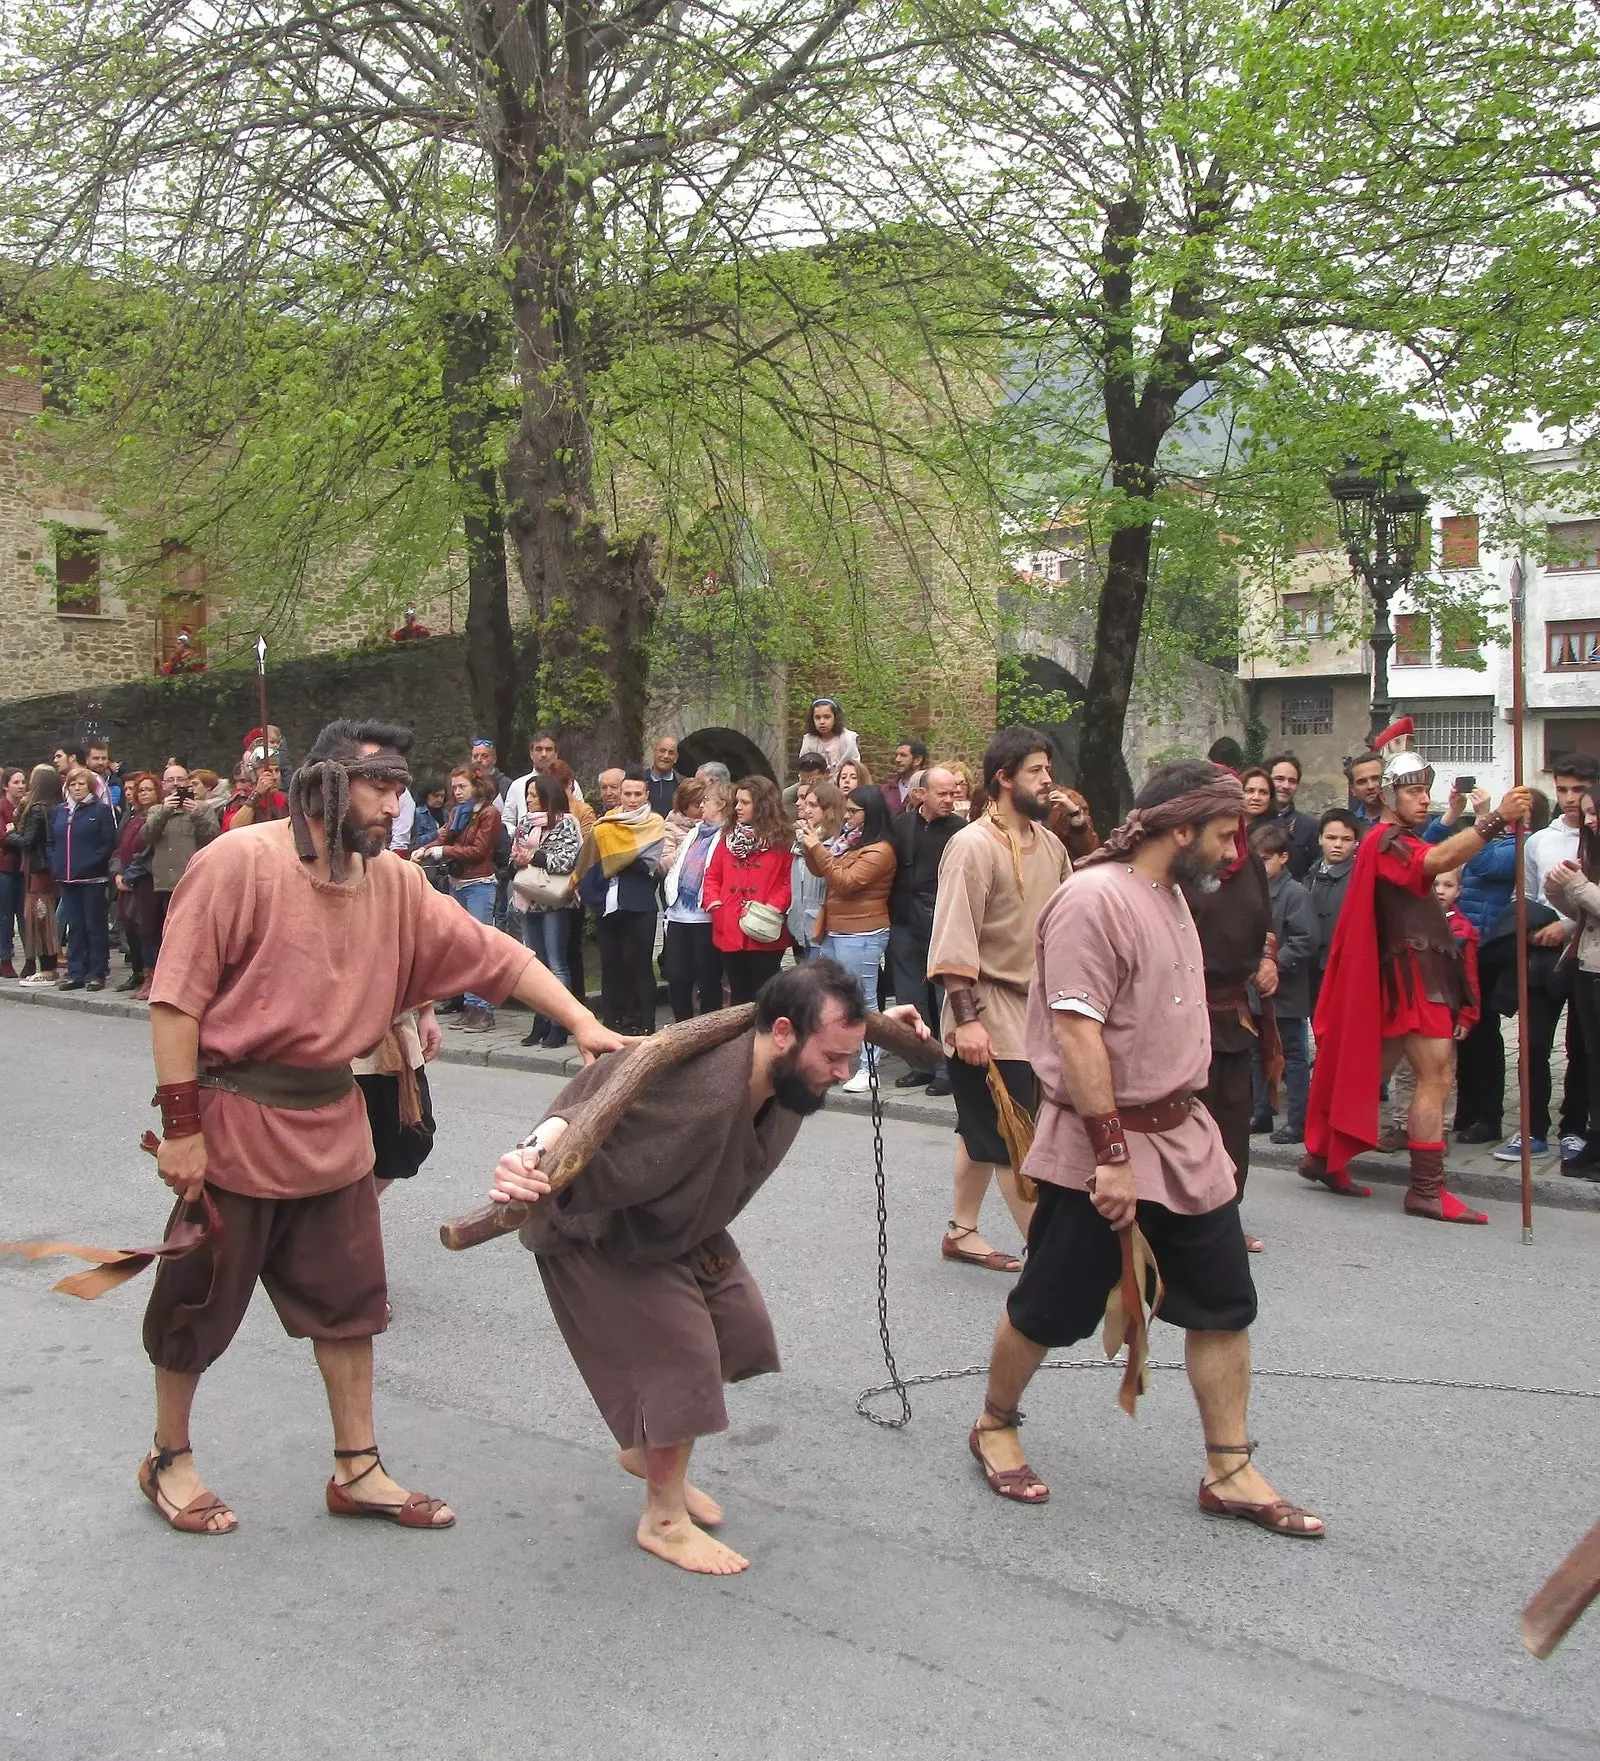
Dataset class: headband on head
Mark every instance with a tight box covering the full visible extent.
[1077,773,1247,869]
[287,748,411,882]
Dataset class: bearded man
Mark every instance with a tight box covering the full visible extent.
[137,720,626,1537]
[486,960,931,1575]
[1301,750,1531,1221]
[968,762,1323,1538]
[926,727,1071,1272]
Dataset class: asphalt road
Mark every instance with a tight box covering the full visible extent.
[3,1009,1598,1760]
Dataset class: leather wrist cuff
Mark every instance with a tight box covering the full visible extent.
[154,1081,203,1139]
[1082,1110,1131,1165]
[1475,813,1507,842]
[948,988,981,1027]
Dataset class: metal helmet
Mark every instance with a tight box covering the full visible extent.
[1381,748,1433,803]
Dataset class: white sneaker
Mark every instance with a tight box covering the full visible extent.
[19,971,55,986]
[1560,1134,1588,1161]
[842,1071,871,1094]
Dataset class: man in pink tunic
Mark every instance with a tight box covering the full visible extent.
[137,719,626,1536]
[967,761,1324,1540]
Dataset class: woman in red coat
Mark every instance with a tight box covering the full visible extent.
[703,775,792,1003]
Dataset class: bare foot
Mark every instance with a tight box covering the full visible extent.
[334,1451,454,1526]
[617,1448,723,1527]
[139,1448,237,1533]
[636,1512,749,1575]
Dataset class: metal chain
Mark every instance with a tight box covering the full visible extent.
[856,1080,1600,1425]
[864,1055,911,1428]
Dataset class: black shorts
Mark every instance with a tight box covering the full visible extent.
[1007,1182,1257,1348]
[948,1056,1037,1165]
[356,1068,436,1180]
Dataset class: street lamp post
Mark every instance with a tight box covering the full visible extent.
[1327,454,1431,742]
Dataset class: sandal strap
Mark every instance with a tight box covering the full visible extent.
[1203,1439,1257,1492]
[333,1445,382,1487]
[982,1402,1026,1429]
[150,1439,193,1474]
[946,1222,977,1240]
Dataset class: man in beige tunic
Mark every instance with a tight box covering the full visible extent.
[927,727,1071,1271]
[968,761,1323,1538]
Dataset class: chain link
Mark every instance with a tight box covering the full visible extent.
[856,1076,1600,1425]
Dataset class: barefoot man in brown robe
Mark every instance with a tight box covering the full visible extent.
[487,959,931,1575]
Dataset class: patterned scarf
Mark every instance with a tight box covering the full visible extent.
[727,820,766,859]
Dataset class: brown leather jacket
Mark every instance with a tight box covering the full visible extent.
[1374,824,1467,1017]
[442,802,499,881]
[802,837,897,939]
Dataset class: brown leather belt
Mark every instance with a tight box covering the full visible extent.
[198,1059,354,1109]
[1046,1087,1197,1134]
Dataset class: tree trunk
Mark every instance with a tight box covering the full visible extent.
[441,309,519,756]
[491,117,662,781]
[1077,511,1154,837]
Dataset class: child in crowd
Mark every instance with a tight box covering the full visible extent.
[1247,821,1316,1144]
[1307,808,1360,1023]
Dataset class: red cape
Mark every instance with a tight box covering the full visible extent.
[1304,825,1390,1173]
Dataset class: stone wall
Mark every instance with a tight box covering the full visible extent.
[0,634,509,784]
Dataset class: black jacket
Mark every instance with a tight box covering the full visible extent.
[1307,857,1354,976]
[889,809,963,945]
[1264,800,1321,880]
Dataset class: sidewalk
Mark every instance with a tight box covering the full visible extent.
[3,979,1594,1212]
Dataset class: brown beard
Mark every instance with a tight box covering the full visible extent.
[770,1047,831,1116]
[340,811,390,860]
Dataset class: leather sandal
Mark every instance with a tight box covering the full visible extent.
[138,1440,236,1535]
[969,1404,1049,1503]
[942,1223,1021,1273]
[325,1446,454,1529]
[1197,1441,1324,1539]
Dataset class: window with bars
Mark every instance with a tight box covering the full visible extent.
[1412,707,1495,765]
[1281,686,1334,736]
[54,527,104,616]
[1280,592,1335,640]
[1547,621,1600,671]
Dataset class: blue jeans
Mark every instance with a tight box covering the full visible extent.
[1251,1013,1310,1137]
[452,880,496,1010]
[60,880,110,981]
[819,926,891,1072]
[0,868,21,961]
[521,905,575,992]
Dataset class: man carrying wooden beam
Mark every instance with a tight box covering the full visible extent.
[485,960,932,1576]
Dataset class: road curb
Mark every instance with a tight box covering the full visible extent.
[0,983,962,1132]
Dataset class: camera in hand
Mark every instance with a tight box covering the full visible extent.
[1453,775,1475,795]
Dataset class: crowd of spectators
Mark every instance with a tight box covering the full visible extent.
[2,710,1594,1174]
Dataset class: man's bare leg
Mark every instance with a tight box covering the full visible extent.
[145,1367,236,1531]
[1185,1330,1323,1532]
[1402,1033,1450,1145]
[636,1441,749,1574]
[947,1147,1028,1260]
[970,1314,1050,1496]
[314,1337,453,1525]
[618,1447,723,1527]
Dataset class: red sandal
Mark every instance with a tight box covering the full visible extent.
[969,1406,1049,1503]
[942,1224,1021,1273]
[325,1446,454,1529]
[138,1440,236,1535]
[1197,1441,1324,1539]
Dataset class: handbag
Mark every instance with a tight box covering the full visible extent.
[513,862,577,910]
[739,898,787,944]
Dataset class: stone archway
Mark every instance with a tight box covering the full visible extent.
[678,726,776,782]
[1008,653,1134,807]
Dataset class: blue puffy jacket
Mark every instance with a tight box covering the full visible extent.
[1422,817,1516,936]
[49,796,118,883]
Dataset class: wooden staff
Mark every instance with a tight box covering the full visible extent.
[1510,560,1534,1244]
[440,1005,941,1251]
[1521,1520,1600,1658]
